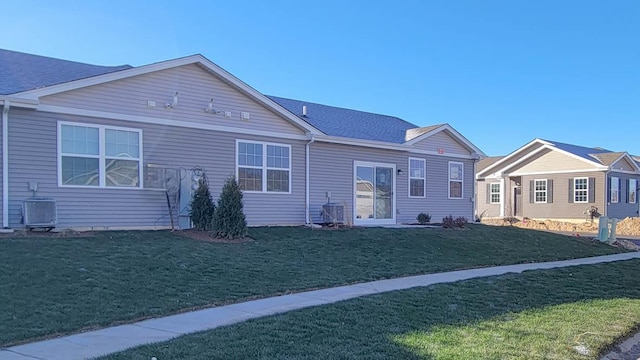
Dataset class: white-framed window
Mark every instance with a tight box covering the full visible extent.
[448,161,463,199]
[534,179,547,203]
[629,179,637,204]
[237,140,291,193]
[574,177,588,203]
[58,122,142,188]
[610,177,619,203]
[490,183,501,204]
[408,158,425,198]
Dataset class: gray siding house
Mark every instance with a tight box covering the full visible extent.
[0,49,483,230]
[476,139,640,222]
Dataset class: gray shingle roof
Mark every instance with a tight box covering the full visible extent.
[477,156,505,172]
[0,49,131,95]
[541,139,613,164]
[267,95,420,144]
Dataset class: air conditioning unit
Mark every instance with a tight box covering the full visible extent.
[23,197,57,229]
[322,203,344,224]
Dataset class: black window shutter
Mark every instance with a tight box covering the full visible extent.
[486,184,491,204]
[607,177,611,203]
[588,177,595,203]
[625,179,629,203]
[547,179,553,203]
[568,179,574,203]
[529,180,534,203]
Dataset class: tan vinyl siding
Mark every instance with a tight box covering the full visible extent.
[476,179,502,218]
[520,172,605,220]
[8,108,305,228]
[510,149,600,174]
[411,131,469,155]
[40,64,305,136]
[308,142,475,224]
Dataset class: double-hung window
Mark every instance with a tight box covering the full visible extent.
[448,162,463,199]
[237,140,291,193]
[490,183,501,204]
[408,158,425,197]
[630,179,637,204]
[574,177,588,203]
[59,122,142,188]
[610,177,619,203]
[534,179,547,203]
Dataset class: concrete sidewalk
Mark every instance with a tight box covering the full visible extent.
[2,252,640,360]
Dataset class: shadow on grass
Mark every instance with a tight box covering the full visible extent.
[100,259,640,360]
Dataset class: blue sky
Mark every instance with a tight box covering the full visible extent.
[2,1,639,156]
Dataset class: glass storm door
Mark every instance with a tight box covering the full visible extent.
[354,162,395,224]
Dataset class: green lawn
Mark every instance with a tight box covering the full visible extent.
[101,259,640,360]
[0,225,624,346]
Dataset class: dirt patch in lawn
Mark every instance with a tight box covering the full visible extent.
[0,229,96,238]
[175,229,254,243]
[483,217,640,237]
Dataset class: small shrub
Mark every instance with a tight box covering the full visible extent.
[189,178,215,231]
[454,216,468,228]
[417,212,432,224]
[442,215,467,229]
[442,215,455,228]
[212,175,247,239]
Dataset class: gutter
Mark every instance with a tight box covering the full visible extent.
[2,101,9,228]
[305,134,315,224]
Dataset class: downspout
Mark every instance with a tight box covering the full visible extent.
[472,156,478,220]
[2,101,10,228]
[305,134,315,224]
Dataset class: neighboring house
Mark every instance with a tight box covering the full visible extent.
[0,49,483,230]
[476,139,640,222]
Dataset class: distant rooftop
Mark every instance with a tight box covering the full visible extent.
[0,48,131,95]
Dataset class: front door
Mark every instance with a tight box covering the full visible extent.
[354,162,395,224]
[514,186,522,217]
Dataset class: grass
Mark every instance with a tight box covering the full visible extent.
[0,224,624,346]
[100,259,640,360]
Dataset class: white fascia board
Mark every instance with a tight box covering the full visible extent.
[403,123,486,157]
[477,138,549,178]
[314,135,479,159]
[313,135,408,151]
[37,104,309,141]
[0,96,39,109]
[509,168,608,177]
[13,54,323,135]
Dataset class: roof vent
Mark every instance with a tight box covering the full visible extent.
[302,105,308,117]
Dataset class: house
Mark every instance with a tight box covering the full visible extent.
[0,49,483,230]
[476,139,640,222]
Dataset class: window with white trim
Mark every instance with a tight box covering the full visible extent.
[237,141,290,193]
[59,122,142,188]
[630,179,637,204]
[490,183,501,204]
[408,158,425,197]
[534,179,547,203]
[448,162,463,199]
[611,177,619,203]
[574,177,588,203]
